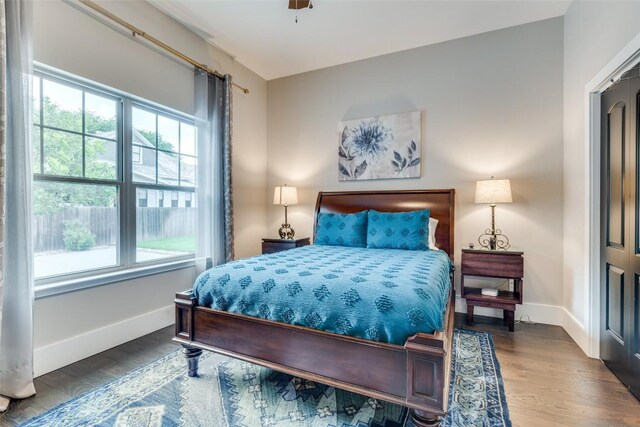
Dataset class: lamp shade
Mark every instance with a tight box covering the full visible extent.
[273,186,298,206]
[475,178,512,204]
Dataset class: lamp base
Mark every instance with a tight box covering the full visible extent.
[278,224,295,240]
[477,229,510,250]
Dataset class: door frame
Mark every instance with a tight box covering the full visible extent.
[586,32,640,358]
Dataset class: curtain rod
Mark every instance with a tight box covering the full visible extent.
[77,0,250,94]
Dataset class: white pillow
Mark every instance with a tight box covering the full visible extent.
[428,218,438,250]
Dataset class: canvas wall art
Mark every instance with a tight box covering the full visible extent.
[338,111,421,181]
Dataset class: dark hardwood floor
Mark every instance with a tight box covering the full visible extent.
[1,314,639,426]
[0,326,176,426]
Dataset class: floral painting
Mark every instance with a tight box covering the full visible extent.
[338,111,421,181]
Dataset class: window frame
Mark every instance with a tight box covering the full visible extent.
[34,67,197,291]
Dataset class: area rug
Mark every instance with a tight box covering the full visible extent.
[20,329,511,427]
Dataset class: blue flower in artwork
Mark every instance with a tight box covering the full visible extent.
[349,119,392,159]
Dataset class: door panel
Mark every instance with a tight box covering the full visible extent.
[608,102,625,248]
[606,264,625,343]
[635,276,640,358]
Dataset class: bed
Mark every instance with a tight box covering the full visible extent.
[174,189,455,426]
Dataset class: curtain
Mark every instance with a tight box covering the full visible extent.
[0,0,35,412]
[195,70,234,269]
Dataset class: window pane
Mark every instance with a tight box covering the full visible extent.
[136,189,196,262]
[132,145,142,164]
[33,181,118,278]
[32,126,41,174]
[43,129,82,177]
[137,188,148,208]
[132,146,157,183]
[85,92,117,137]
[157,115,179,152]
[158,151,179,186]
[33,76,41,124]
[43,79,82,132]
[132,107,156,147]
[180,123,196,155]
[180,155,196,187]
[86,137,117,180]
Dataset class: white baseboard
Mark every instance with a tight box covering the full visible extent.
[560,307,591,357]
[454,296,563,325]
[33,305,174,377]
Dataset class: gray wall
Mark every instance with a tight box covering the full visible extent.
[32,0,268,375]
[267,18,564,318]
[563,0,640,352]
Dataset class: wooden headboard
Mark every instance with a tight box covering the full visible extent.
[313,189,455,259]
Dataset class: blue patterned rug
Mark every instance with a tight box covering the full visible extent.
[20,329,510,426]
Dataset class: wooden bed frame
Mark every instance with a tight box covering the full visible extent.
[174,189,456,426]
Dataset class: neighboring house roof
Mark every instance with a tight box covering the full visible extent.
[95,129,184,185]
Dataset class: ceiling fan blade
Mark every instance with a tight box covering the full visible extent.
[288,0,311,10]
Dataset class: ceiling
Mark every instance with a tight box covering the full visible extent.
[149,0,571,80]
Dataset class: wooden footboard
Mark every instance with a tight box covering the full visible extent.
[173,285,455,424]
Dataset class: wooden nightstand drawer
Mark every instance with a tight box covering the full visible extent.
[262,237,310,254]
[461,250,523,278]
[461,249,524,332]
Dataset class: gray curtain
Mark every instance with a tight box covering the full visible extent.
[0,0,35,412]
[195,70,234,268]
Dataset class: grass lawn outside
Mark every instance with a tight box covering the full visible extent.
[138,235,196,253]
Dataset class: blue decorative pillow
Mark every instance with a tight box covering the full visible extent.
[367,209,430,250]
[315,211,368,247]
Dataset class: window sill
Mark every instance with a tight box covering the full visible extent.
[34,258,197,299]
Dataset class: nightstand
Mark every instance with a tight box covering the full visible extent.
[461,249,524,332]
[261,237,310,254]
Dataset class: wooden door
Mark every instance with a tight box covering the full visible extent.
[627,76,640,398]
[601,77,640,399]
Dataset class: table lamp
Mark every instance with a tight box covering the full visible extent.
[475,177,512,250]
[273,185,298,239]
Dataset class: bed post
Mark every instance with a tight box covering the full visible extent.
[175,290,202,376]
[404,286,455,426]
[410,409,441,426]
[182,345,203,377]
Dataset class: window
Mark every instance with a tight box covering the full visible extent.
[33,69,197,282]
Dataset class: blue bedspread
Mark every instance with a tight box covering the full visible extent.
[192,245,452,345]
